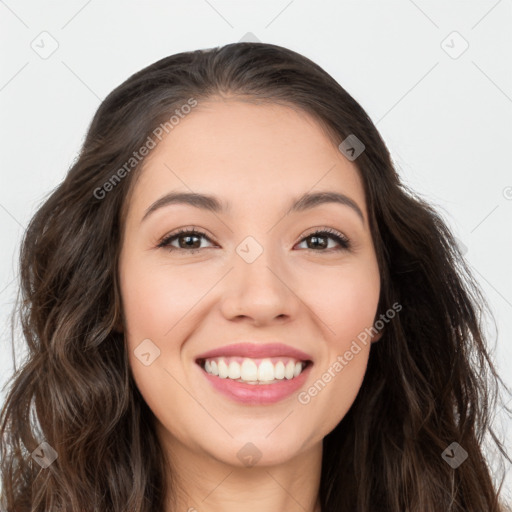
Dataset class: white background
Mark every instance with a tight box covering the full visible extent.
[1,0,511,499]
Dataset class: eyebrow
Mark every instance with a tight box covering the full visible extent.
[141,190,365,224]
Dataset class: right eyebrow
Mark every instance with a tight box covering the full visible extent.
[141,192,227,223]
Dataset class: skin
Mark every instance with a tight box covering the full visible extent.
[118,97,382,512]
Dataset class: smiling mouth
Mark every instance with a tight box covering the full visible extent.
[196,356,313,385]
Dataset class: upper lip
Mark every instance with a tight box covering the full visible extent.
[195,342,313,362]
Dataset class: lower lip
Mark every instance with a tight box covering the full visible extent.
[198,363,313,404]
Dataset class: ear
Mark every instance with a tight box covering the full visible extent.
[371,329,383,343]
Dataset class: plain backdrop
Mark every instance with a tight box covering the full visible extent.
[1,0,511,498]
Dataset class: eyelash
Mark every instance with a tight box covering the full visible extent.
[157,226,351,254]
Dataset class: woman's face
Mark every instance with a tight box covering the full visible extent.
[118,98,381,467]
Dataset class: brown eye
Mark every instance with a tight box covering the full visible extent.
[296,229,350,251]
[158,229,214,253]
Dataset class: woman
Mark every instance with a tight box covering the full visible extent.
[1,42,510,511]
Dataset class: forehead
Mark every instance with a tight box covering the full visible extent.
[126,99,367,220]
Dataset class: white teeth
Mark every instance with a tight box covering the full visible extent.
[274,361,285,380]
[201,356,308,383]
[240,358,258,381]
[285,361,295,379]
[228,360,241,379]
[258,359,275,382]
[218,359,229,379]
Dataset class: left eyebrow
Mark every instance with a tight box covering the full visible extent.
[286,191,365,224]
[141,190,365,225]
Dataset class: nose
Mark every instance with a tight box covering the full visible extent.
[219,243,300,326]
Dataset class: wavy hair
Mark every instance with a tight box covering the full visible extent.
[1,42,510,511]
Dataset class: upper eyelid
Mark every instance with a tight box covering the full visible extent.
[159,227,214,244]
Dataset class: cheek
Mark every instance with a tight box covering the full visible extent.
[336,279,379,346]
[296,262,379,419]
[121,272,192,434]
[304,261,380,346]
[119,255,182,402]
[120,258,203,341]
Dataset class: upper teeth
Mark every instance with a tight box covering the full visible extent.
[202,357,306,383]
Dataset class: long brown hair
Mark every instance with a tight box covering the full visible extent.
[1,42,510,511]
